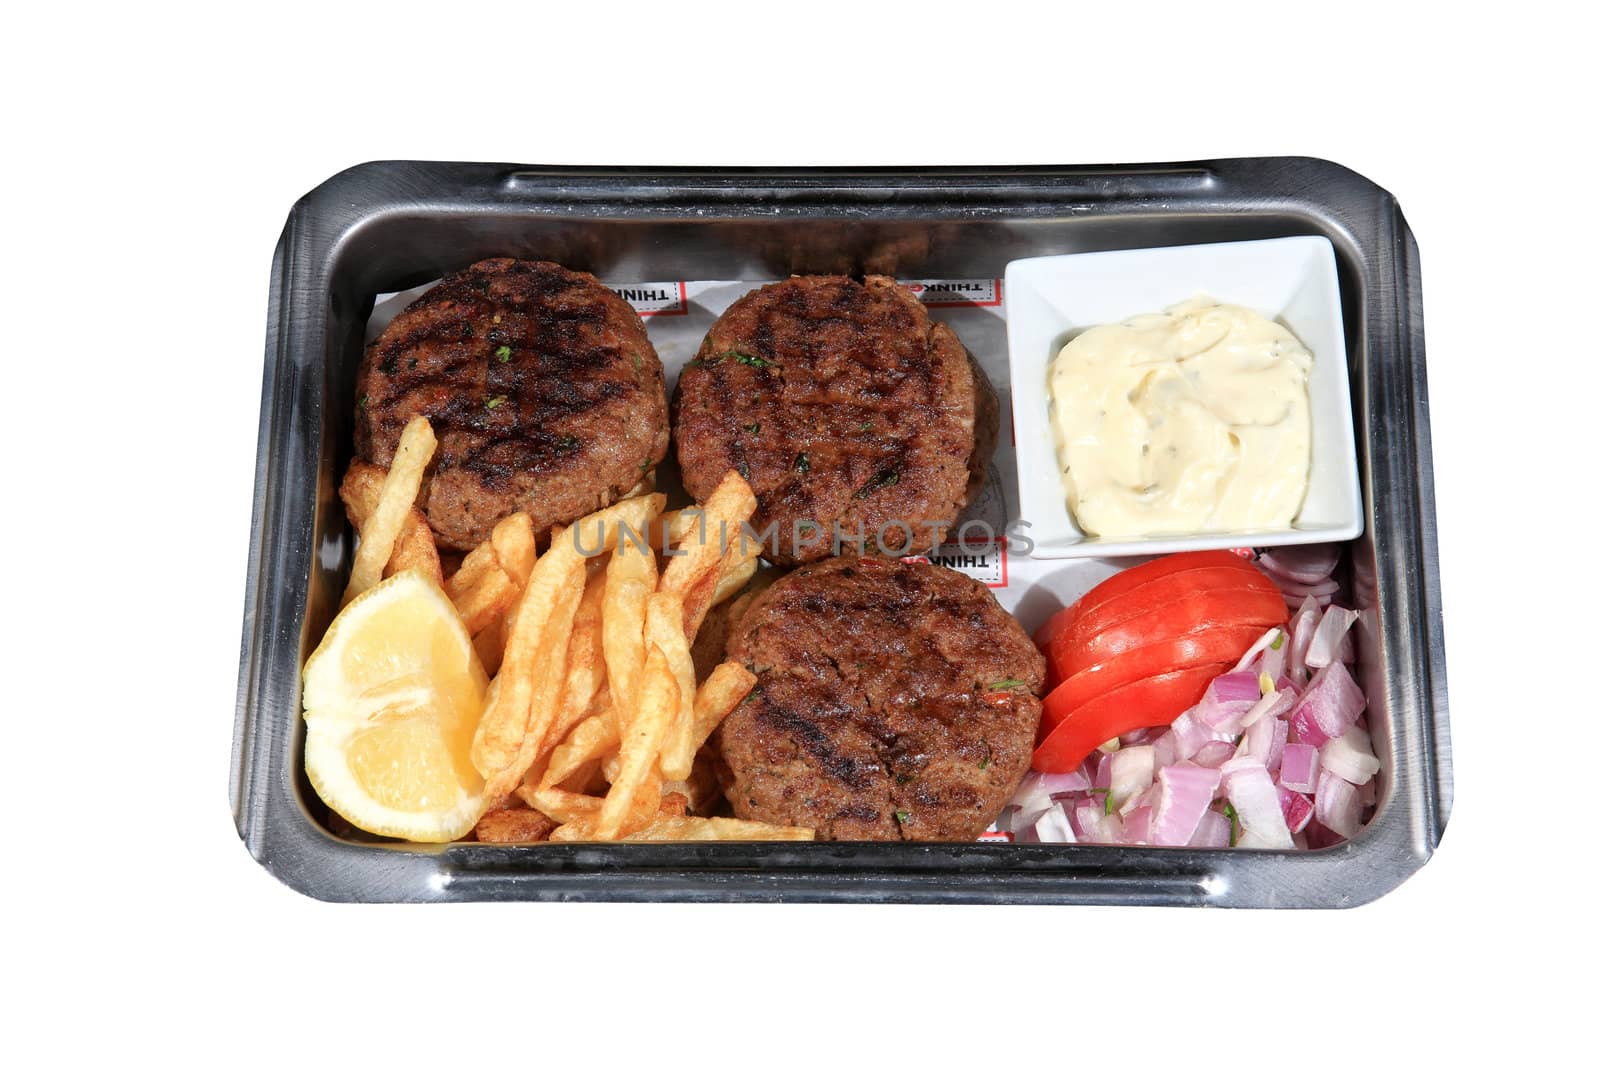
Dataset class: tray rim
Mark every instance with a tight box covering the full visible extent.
[232,158,1451,906]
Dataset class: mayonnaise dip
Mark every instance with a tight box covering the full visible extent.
[1047,296,1313,538]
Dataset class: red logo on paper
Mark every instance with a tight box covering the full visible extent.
[901,278,1002,308]
[609,281,688,317]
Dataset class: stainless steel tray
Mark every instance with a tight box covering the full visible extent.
[232,160,1451,905]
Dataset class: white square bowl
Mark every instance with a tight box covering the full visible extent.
[1004,235,1363,559]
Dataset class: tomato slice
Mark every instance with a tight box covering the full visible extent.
[1040,625,1265,731]
[1032,663,1226,773]
[1045,565,1276,671]
[1033,604,1078,652]
[1053,586,1288,681]
[1031,551,1256,652]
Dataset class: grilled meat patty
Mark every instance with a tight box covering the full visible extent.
[355,259,668,550]
[715,556,1045,841]
[672,275,997,566]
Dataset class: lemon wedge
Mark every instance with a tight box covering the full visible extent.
[302,570,490,842]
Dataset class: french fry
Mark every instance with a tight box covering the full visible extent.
[545,765,669,840]
[491,512,537,586]
[546,820,592,842]
[386,509,444,585]
[471,557,585,802]
[624,766,667,834]
[659,509,695,553]
[446,539,500,601]
[451,567,518,635]
[471,494,664,802]
[472,808,559,844]
[661,471,758,641]
[711,554,758,608]
[596,640,679,839]
[652,595,699,781]
[517,687,613,801]
[341,463,443,586]
[621,816,815,842]
[602,520,658,717]
[448,513,535,643]
[566,762,606,796]
[345,416,437,604]
[338,460,384,525]
[340,451,443,589]
[553,572,608,737]
[690,660,757,756]
[535,706,621,793]
[527,787,602,824]
[473,614,507,675]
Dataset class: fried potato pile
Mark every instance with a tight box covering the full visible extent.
[338,425,811,845]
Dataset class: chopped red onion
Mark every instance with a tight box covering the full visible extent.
[1091,753,1113,791]
[1195,671,1263,731]
[1239,687,1293,729]
[1257,544,1339,585]
[1279,786,1315,833]
[1192,740,1236,768]
[1320,724,1380,785]
[1289,703,1329,748]
[1008,774,1059,829]
[1221,756,1294,849]
[1074,798,1124,843]
[1033,803,1076,843]
[1303,819,1343,850]
[1259,639,1288,682]
[1232,627,1285,672]
[1145,733,1174,771]
[1275,578,1340,600]
[1213,670,1263,703]
[1238,710,1287,768]
[1297,660,1366,742]
[1150,762,1223,845]
[1288,597,1322,682]
[1128,782,1163,819]
[1279,743,1320,792]
[1107,745,1155,812]
[1307,605,1360,670]
[1315,770,1363,839]
[1121,806,1153,845]
[1041,769,1093,796]
[1120,727,1152,745]
[1188,809,1232,848]
[1170,707,1231,760]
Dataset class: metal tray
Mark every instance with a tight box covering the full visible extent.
[233,159,1451,905]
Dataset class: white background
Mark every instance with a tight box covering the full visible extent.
[4,2,1588,1062]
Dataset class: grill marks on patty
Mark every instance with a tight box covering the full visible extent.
[673,275,994,565]
[356,259,668,549]
[718,558,1045,841]
[367,266,619,477]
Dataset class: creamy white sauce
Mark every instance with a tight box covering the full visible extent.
[1047,296,1313,538]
